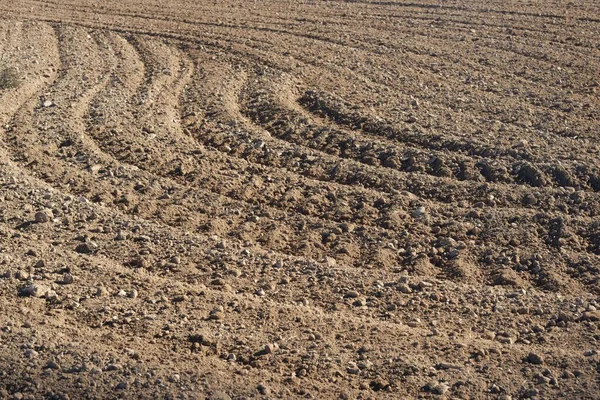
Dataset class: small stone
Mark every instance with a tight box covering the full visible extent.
[75,241,98,254]
[207,391,232,400]
[339,223,355,233]
[24,349,39,358]
[172,294,188,302]
[19,284,50,298]
[105,363,122,371]
[346,362,360,375]
[128,289,138,299]
[431,383,449,395]
[581,311,600,321]
[208,309,224,321]
[398,283,412,293]
[412,206,426,218]
[483,331,496,340]
[42,100,54,108]
[61,273,74,284]
[115,381,128,390]
[15,270,30,281]
[352,298,366,307]
[257,384,270,396]
[45,360,61,370]
[523,388,539,398]
[96,286,109,297]
[263,343,276,354]
[115,230,127,241]
[526,352,544,365]
[344,290,360,299]
[34,210,52,223]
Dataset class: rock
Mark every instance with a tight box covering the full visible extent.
[45,360,61,370]
[369,379,390,391]
[344,290,360,299]
[172,294,188,302]
[432,383,449,395]
[128,289,138,299]
[208,391,232,400]
[523,387,539,398]
[19,284,50,298]
[257,384,270,396]
[339,223,355,233]
[436,362,463,370]
[75,241,98,254]
[412,206,426,218]
[96,285,109,297]
[346,362,360,375]
[42,100,54,108]
[60,273,74,284]
[426,381,449,395]
[105,363,122,371]
[398,283,412,293]
[352,298,366,307]
[492,269,522,287]
[15,270,30,281]
[24,348,39,358]
[34,210,53,223]
[254,343,277,356]
[526,352,544,365]
[581,311,600,321]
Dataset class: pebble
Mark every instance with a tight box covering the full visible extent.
[34,210,52,223]
[412,206,426,218]
[45,360,61,370]
[208,391,232,400]
[19,284,50,298]
[398,283,412,293]
[75,241,98,254]
[24,349,39,358]
[96,285,109,297]
[427,381,449,395]
[581,311,600,321]
[257,384,270,396]
[346,362,360,375]
[61,273,74,284]
[526,352,544,365]
[15,270,30,281]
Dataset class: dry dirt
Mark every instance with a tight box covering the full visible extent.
[0,0,599,399]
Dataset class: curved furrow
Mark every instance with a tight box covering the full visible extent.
[5,7,596,162]
[294,89,600,192]
[83,38,413,270]
[0,28,396,276]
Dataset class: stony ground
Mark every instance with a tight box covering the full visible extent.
[0,0,599,399]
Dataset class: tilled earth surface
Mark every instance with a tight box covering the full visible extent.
[0,1,599,399]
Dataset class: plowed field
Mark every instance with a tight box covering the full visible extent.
[0,1,599,399]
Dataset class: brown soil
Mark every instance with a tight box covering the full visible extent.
[0,1,599,399]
